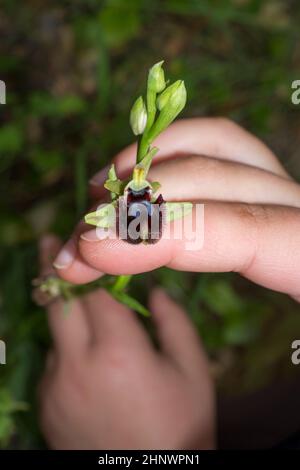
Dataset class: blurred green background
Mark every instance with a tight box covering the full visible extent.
[0,0,300,449]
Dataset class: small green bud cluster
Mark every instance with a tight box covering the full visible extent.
[129,61,187,164]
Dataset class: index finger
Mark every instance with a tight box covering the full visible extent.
[39,235,90,357]
[89,117,290,199]
[78,203,300,300]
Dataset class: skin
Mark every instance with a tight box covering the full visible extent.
[38,236,214,450]
[39,117,300,449]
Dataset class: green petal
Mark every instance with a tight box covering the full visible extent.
[166,202,193,222]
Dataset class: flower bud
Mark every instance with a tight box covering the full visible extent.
[130,96,148,135]
[147,61,166,93]
[147,80,187,142]
[156,80,183,111]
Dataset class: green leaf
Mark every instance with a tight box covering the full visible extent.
[0,389,28,447]
[0,415,14,447]
[111,275,132,292]
[29,148,64,174]
[202,279,243,318]
[109,289,151,317]
[98,5,141,48]
[0,124,23,154]
[29,93,87,117]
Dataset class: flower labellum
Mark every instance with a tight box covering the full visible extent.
[130,96,148,135]
[118,184,165,244]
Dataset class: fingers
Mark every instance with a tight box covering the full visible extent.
[89,117,289,198]
[39,235,90,357]
[58,155,300,285]
[82,288,152,349]
[53,206,104,285]
[54,251,102,285]
[147,155,300,207]
[78,203,300,299]
[149,288,209,377]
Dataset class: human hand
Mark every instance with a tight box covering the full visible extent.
[38,235,215,450]
[53,117,300,303]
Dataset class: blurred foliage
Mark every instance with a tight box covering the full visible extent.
[0,0,300,448]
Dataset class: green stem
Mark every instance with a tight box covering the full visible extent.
[111,275,132,292]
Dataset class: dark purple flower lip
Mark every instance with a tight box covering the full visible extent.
[117,185,166,244]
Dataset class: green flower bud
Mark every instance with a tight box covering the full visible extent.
[156,80,183,111]
[130,96,148,135]
[147,60,166,93]
[148,80,187,142]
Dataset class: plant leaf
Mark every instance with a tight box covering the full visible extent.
[111,275,132,292]
[108,289,151,317]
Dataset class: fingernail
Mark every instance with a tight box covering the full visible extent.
[89,165,109,187]
[80,228,111,242]
[53,238,76,270]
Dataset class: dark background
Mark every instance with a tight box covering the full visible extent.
[0,0,300,449]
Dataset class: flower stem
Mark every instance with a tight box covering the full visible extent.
[111,275,132,292]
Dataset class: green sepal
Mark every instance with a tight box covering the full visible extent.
[84,202,116,228]
[105,164,120,200]
[166,202,193,222]
[108,163,117,181]
[104,179,124,195]
[137,146,159,176]
[150,181,161,194]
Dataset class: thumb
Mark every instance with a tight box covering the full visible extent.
[149,288,209,377]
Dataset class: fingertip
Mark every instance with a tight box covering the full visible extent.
[78,236,175,275]
[54,256,103,285]
[39,233,62,274]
